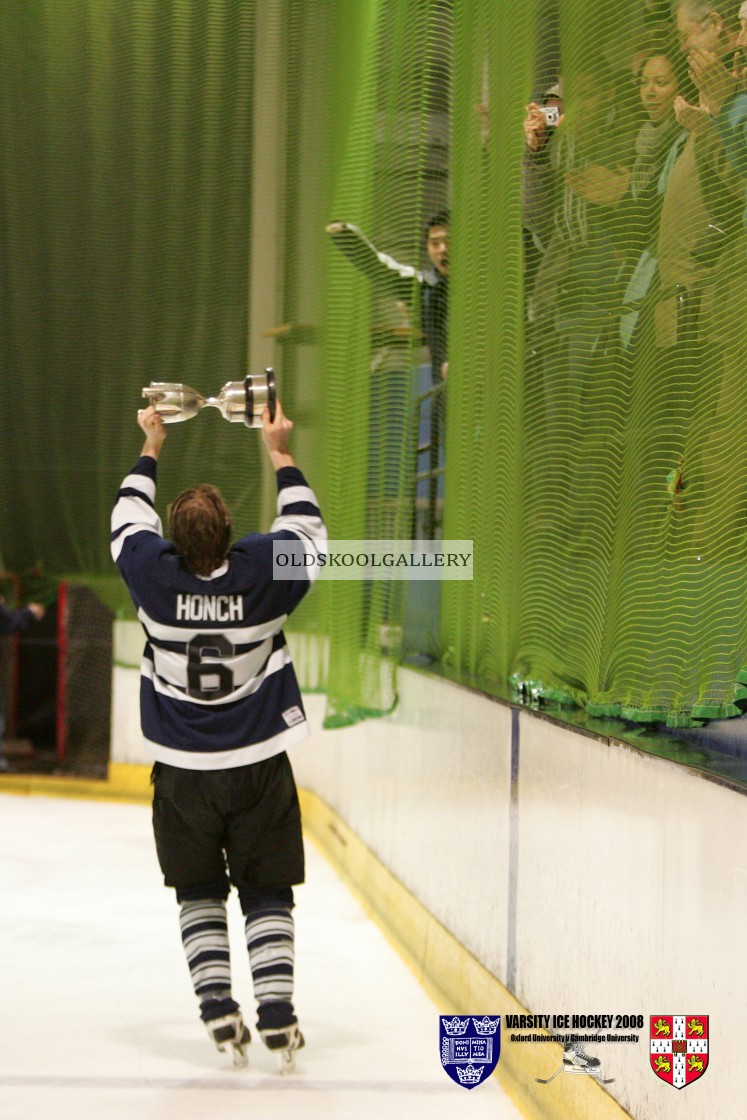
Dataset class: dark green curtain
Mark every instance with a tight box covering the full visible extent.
[0,0,257,595]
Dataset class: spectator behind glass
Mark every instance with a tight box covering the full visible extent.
[700,3,747,183]
[632,51,683,209]
[651,0,743,353]
[618,46,686,348]
[670,0,742,126]
[522,61,635,290]
[675,1,747,179]
[0,599,45,772]
[671,1,747,549]
[522,60,636,429]
[675,0,741,56]
[521,81,563,292]
[326,212,450,384]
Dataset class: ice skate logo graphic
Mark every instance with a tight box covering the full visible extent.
[536,1041,615,1086]
[439,1014,500,1090]
[650,1015,709,1089]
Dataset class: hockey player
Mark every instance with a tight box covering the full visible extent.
[111,401,326,1071]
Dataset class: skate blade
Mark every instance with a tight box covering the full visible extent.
[277,1049,296,1075]
[216,1041,249,1068]
[538,1065,611,1084]
[230,1044,249,1068]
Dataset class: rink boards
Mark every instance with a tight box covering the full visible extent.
[103,624,745,1120]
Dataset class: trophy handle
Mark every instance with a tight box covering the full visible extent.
[141,382,204,422]
[267,368,277,422]
[244,367,276,428]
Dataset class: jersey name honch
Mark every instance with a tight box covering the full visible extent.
[176,593,244,623]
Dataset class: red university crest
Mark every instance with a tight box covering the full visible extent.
[650,1015,708,1089]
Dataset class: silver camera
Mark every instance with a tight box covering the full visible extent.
[539,105,561,127]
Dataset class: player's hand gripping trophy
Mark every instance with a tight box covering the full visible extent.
[142,369,276,428]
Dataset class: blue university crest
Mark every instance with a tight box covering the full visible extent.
[439,1015,501,1090]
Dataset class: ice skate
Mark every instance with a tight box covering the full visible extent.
[536,1042,614,1085]
[259,1022,305,1074]
[205,1011,251,1068]
[563,1042,601,1070]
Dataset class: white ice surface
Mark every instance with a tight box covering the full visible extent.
[0,795,524,1120]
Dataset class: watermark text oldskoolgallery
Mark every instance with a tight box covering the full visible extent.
[273,539,474,580]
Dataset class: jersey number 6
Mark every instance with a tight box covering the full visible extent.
[187,634,235,700]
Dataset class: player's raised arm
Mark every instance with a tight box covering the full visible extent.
[111,406,165,564]
[137,404,167,460]
[261,400,327,571]
[261,399,296,471]
[325,219,421,292]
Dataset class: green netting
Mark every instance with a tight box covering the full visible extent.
[507,0,747,726]
[306,0,453,724]
[2,0,747,731]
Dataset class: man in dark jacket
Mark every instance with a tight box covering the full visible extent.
[0,599,45,771]
[326,210,450,382]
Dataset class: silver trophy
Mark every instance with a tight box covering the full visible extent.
[142,369,276,428]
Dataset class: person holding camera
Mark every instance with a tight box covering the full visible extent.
[522,62,635,437]
[523,87,563,156]
[111,401,326,1071]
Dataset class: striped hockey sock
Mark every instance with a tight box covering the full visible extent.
[179,898,239,1022]
[244,906,296,1030]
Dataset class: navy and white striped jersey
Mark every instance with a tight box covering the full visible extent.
[111,456,326,770]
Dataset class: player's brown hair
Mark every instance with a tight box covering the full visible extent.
[168,484,233,576]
